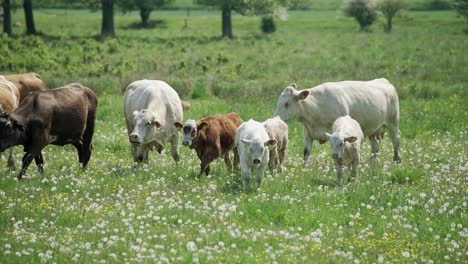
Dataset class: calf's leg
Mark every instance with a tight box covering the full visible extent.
[334,159,343,187]
[34,153,45,174]
[223,151,233,173]
[18,153,34,180]
[7,148,15,170]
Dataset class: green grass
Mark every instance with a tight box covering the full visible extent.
[0,8,467,263]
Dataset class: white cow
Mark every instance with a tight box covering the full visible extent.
[274,78,401,163]
[325,116,364,186]
[263,116,288,173]
[236,119,276,191]
[124,80,183,163]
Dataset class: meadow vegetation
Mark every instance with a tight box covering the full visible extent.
[0,7,466,263]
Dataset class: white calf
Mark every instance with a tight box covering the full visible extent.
[236,119,276,191]
[325,116,364,186]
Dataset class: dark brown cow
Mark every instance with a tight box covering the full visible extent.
[4,72,48,103]
[0,76,20,169]
[175,112,243,177]
[0,83,98,180]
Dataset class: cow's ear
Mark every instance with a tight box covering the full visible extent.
[12,119,25,132]
[264,139,277,150]
[197,122,208,131]
[289,83,297,90]
[133,110,140,117]
[241,139,251,146]
[296,90,309,101]
[174,121,183,130]
[152,120,161,128]
[345,136,357,143]
[325,132,332,138]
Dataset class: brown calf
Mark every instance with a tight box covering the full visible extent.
[176,112,243,177]
[0,83,98,180]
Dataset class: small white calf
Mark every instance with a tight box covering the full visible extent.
[236,119,276,191]
[325,115,364,186]
[263,116,288,173]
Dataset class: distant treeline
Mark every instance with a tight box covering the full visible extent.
[4,0,454,11]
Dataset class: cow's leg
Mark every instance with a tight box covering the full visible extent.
[7,147,15,170]
[268,149,276,174]
[241,162,251,192]
[334,159,343,187]
[224,151,233,173]
[73,143,84,164]
[18,153,34,180]
[233,147,240,170]
[34,153,44,174]
[81,107,96,168]
[388,127,401,163]
[278,147,286,172]
[303,127,313,165]
[170,133,180,164]
[369,136,380,162]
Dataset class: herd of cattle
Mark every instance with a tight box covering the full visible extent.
[0,73,401,189]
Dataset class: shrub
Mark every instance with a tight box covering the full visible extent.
[343,0,379,31]
[378,0,405,32]
[261,16,276,33]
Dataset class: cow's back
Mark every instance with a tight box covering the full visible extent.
[306,78,399,136]
[124,80,183,127]
[0,76,20,113]
[13,84,97,144]
[4,72,48,102]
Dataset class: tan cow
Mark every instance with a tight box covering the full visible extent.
[4,72,48,102]
[0,76,20,169]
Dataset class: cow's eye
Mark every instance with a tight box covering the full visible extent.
[284,102,289,108]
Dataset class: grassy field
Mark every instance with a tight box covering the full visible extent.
[0,8,467,263]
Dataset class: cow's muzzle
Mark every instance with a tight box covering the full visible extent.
[253,159,261,165]
[129,133,141,144]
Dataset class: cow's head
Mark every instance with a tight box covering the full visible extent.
[274,83,309,122]
[129,110,161,145]
[325,132,357,159]
[179,119,207,147]
[241,138,276,167]
[0,112,24,152]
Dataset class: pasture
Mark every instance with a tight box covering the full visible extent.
[0,8,467,263]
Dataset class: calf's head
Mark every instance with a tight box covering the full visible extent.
[179,120,208,147]
[0,112,24,152]
[325,132,357,159]
[274,83,309,122]
[129,110,161,145]
[241,138,277,166]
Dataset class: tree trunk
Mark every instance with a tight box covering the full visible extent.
[101,0,115,37]
[23,0,36,35]
[385,15,393,33]
[2,0,12,35]
[221,6,232,38]
[140,7,151,27]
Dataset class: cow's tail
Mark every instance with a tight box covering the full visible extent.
[181,100,191,110]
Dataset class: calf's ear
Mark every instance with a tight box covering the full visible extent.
[296,90,309,101]
[152,120,161,128]
[197,122,208,131]
[289,83,297,90]
[132,110,140,117]
[241,139,251,145]
[174,121,183,130]
[264,139,277,149]
[345,136,357,143]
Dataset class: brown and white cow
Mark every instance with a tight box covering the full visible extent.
[0,76,20,169]
[176,112,243,177]
[4,72,48,103]
[0,83,98,180]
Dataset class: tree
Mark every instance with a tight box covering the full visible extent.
[120,0,173,27]
[343,0,378,32]
[23,0,37,34]
[101,0,115,37]
[378,0,404,32]
[453,0,468,31]
[196,0,284,38]
[2,0,12,35]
